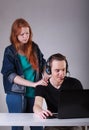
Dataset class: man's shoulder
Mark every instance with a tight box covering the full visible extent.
[36,85,46,90]
[63,76,83,89]
[65,76,80,82]
[35,84,49,92]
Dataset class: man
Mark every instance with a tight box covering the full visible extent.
[33,53,83,130]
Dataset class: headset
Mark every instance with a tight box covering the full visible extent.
[46,57,51,75]
[46,53,69,75]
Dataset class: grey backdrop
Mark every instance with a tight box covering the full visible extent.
[0,0,89,130]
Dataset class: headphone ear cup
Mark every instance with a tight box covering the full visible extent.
[46,64,51,75]
[66,59,68,73]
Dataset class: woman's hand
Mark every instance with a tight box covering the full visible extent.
[42,71,51,82]
[34,79,48,87]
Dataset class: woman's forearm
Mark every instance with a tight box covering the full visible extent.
[13,75,48,88]
[14,75,35,87]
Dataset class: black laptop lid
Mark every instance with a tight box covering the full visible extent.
[58,89,89,119]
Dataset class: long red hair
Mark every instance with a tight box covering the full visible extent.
[10,18,38,71]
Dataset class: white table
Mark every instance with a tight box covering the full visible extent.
[0,113,89,129]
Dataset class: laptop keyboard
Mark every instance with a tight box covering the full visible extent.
[46,113,58,119]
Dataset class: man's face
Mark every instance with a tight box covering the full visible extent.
[51,60,66,84]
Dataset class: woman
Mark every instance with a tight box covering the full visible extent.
[1,18,48,130]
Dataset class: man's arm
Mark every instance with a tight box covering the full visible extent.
[33,96,43,114]
[33,96,52,119]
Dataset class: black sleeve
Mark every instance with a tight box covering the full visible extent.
[35,85,45,98]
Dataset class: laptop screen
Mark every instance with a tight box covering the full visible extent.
[58,89,89,119]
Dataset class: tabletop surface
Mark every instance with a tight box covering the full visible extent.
[0,113,89,126]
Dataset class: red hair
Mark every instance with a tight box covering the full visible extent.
[10,18,38,70]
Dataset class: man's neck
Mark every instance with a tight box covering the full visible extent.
[50,78,62,89]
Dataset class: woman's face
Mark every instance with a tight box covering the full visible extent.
[17,27,30,44]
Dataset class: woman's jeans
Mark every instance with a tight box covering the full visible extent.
[6,94,43,130]
[26,97,43,130]
[6,94,26,130]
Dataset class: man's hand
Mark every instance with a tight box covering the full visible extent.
[38,109,53,119]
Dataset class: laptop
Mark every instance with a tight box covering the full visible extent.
[52,89,89,119]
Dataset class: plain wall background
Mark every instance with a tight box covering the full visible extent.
[0,0,89,130]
